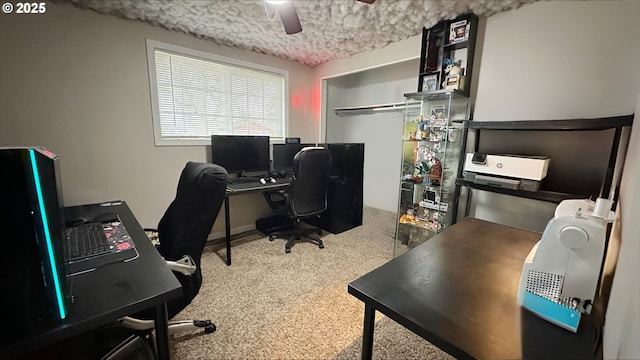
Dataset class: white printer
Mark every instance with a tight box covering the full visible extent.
[463,153,550,191]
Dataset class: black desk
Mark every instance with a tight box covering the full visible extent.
[348,218,600,359]
[223,180,289,265]
[1,201,182,360]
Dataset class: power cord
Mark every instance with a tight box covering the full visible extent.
[585,305,603,356]
[264,1,279,22]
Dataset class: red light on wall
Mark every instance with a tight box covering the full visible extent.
[311,87,321,116]
[292,94,302,108]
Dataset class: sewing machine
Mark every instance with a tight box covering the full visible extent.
[517,198,615,332]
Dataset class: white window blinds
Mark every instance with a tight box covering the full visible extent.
[147,41,287,145]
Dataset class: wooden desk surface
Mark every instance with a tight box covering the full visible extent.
[348,217,600,359]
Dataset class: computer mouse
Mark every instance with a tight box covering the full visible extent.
[93,212,120,223]
[65,216,91,227]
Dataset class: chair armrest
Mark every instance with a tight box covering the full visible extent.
[166,255,197,276]
[263,190,290,215]
[117,316,154,331]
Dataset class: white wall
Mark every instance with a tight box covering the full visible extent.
[324,59,418,212]
[467,0,640,232]
[313,35,422,142]
[603,100,640,359]
[475,1,640,121]
[325,111,403,212]
[0,2,314,236]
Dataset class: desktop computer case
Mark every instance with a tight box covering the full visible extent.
[308,143,364,234]
[0,147,68,344]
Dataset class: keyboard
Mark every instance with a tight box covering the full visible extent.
[65,220,138,275]
[227,177,260,185]
[226,177,291,191]
[67,222,115,260]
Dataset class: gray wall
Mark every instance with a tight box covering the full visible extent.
[469,0,640,232]
[0,1,314,238]
[603,95,640,359]
[325,59,419,212]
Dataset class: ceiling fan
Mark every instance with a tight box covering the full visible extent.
[266,0,376,35]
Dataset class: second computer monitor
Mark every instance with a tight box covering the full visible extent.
[272,143,312,171]
[211,135,271,176]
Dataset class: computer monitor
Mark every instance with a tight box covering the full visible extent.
[211,135,271,176]
[1,147,69,343]
[272,143,309,171]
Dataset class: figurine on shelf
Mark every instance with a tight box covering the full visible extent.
[441,59,462,88]
[446,59,462,75]
[416,160,430,175]
[399,208,417,225]
[428,130,442,142]
[428,157,442,186]
[404,173,423,183]
[414,115,428,140]
[419,119,428,139]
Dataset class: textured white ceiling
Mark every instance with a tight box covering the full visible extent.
[59,0,535,67]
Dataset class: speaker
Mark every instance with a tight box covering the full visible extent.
[285,137,301,144]
[308,143,364,234]
[0,147,69,346]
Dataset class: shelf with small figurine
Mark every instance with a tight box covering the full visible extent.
[394,88,470,257]
[417,13,478,96]
[398,206,443,232]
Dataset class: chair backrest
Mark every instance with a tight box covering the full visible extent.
[157,162,227,318]
[288,147,332,218]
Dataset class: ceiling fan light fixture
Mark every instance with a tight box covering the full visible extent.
[278,1,302,34]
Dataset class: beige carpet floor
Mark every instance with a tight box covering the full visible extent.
[170,207,454,360]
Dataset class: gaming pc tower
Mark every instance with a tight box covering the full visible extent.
[309,143,364,234]
[0,147,69,345]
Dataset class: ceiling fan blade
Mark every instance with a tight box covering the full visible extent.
[357,0,376,3]
[278,2,302,35]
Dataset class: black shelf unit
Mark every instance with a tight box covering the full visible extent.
[451,115,634,223]
[417,13,478,96]
[465,115,632,131]
[455,179,585,203]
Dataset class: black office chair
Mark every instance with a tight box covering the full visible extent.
[104,161,228,359]
[263,147,332,253]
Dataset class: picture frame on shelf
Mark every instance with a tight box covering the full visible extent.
[424,31,444,72]
[422,74,439,92]
[444,74,465,90]
[449,20,468,44]
[430,104,446,126]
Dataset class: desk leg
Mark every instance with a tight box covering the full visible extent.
[154,302,171,360]
[361,303,375,360]
[224,197,231,266]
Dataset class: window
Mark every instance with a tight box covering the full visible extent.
[146,40,288,146]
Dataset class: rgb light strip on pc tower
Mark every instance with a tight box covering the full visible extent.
[0,147,68,345]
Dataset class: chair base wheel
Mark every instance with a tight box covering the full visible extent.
[269,235,276,241]
[319,243,325,249]
[204,324,217,333]
[285,247,291,253]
